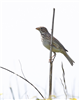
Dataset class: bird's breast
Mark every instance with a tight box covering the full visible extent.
[41,36,50,50]
[41,36,61,52]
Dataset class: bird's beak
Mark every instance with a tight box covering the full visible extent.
[36,27,40,31]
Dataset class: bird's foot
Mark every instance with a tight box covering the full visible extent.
[49,52,56,63]
[49,58,53,63]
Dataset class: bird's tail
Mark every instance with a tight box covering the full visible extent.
[62,51,75,66]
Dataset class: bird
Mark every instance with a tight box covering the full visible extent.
[36,26,74,66]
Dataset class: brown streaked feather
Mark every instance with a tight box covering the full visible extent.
[42,33,68,52]
[52,37,68,52]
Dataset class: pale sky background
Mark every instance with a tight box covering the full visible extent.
[0,0,79,99]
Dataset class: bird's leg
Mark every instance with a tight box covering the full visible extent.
[52,52,56,61]
[49,52,56,63]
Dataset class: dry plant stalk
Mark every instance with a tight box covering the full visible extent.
[49,8,55,97]
[60,63,68,99]
[0,66,44,99]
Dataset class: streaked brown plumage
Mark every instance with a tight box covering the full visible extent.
[36,27,74,66]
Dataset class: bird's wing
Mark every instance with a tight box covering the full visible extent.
[52,37,68,52]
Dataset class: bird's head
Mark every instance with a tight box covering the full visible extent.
[36,27,48,35]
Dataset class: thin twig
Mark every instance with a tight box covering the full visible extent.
[60,78,67,99]
[10,87,15,100]
[49,8,55,97]
[61,63,67,92]
[18,60,26,78]
[0,66,44,99]
[61,63,67,99]
[18,60,29,99]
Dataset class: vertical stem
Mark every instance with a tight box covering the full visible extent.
[49,8,55,97]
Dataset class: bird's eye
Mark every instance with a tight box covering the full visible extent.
[41,28,45,32]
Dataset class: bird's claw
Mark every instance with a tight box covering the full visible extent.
[49,52,56,63]
[49,58,53,63]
